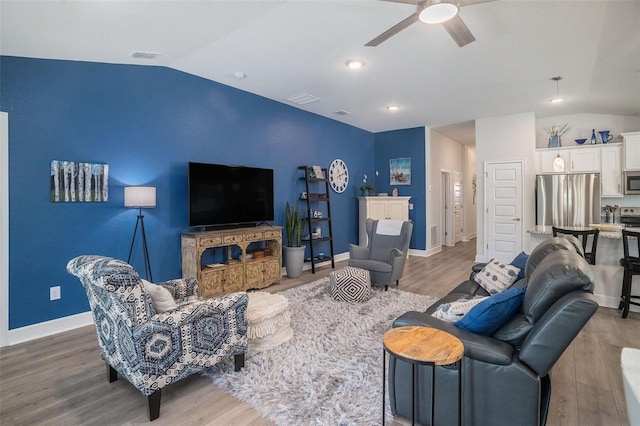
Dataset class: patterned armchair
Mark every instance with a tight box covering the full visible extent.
[67,255,248,421]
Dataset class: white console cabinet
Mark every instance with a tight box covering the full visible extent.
[358,196,410,245]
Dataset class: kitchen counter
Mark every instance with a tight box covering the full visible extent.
[527,225,624,239]
[527,225,640,314]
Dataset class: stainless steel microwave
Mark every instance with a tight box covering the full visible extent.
[625,171,640,195]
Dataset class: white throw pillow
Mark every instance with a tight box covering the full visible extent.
[432,296,489,322]
[142,279,178,313]
[474,259,520,295]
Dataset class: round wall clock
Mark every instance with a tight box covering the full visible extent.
[329,159,349,193]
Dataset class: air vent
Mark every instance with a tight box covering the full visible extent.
[130,51,161,59]
[334,110,351,116]
[286,93,321,105]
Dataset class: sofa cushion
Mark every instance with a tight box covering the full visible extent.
[431,296,489,322]
[142,279,178,313]
[523,250,594,323]
[474,259,520,295]
[510,252,529,281]
[455,286,527,336]
[424,280,489,315]
[492,313,533,348]
[524,237,573,279]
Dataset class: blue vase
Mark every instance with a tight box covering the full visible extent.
[548,136,561,148]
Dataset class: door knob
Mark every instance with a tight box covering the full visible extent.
[513,217,521,221]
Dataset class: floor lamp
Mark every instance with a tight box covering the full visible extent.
[125,186,156,281]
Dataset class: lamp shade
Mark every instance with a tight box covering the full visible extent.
[124,186,156,208]
[418,0,459,24]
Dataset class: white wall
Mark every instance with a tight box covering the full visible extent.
[536,113,640,148]
[427,129,463,251]
[463,145,477,241]
[475,112,537,262]
[1,112,8,347]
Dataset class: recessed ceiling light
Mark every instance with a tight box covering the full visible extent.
[550,97,565,104]
[234,71,247,79]
[386,105,399,111]
[346,60,363,69]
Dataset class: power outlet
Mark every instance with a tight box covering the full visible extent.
[50,286,61,301]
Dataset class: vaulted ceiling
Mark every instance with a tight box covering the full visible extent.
[1,1,639,144]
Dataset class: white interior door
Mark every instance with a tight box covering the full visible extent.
[453,171,463,244]
[484,161,523,263]
[441,171,452,246]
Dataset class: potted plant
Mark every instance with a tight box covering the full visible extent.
[544,123,570,148]
[360,174,375,196]
[283,201,305,278]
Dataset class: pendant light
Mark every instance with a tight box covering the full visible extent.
[550,76,565,104]
[553,152,565,172]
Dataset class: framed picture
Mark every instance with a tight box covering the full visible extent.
[312,165,324,179]
[51,160,109,202]
[390,158,411,185]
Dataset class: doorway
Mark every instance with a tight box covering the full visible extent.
[441,170,452,247]
[484,160,524,262]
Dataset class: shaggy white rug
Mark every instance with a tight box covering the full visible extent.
[204,277,437,425]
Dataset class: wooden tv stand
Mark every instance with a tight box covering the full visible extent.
[181,226,282,298]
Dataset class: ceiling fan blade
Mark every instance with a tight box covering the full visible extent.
[460,0,495,6]
[442,14,476,47]
[365,13,419,46]
[379,0,420,4]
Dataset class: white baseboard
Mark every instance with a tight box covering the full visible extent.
[462,233,477,242]
[5,311,93,347]
[408,249,428,257]
[594,294,640,313]
[282,251,349,277]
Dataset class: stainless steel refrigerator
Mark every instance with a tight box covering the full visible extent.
[536,173,601,227]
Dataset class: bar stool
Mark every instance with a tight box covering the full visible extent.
[619,228,640,319]
[552,227,599,265]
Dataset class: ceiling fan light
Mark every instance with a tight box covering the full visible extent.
[418,1,459,24]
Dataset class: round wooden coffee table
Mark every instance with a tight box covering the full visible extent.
[382,326,464,425]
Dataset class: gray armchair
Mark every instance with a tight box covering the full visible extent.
[348,219,413,290]
[67,255,248,421]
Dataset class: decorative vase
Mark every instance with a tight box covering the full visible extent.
[548,136,561,148]
[283,246,305,278]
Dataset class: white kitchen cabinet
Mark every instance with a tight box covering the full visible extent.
[538,150,570,174]
[358,196,410,245]
[537,146,602,174]
[622,132,640,170]
[568,147,600,172]
[601,145,623,197]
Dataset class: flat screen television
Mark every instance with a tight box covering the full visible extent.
[188,162,274,228]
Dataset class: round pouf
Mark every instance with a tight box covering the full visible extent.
[246,292,293,354]
[329,266,372,303]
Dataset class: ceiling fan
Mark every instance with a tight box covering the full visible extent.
[365,0,494,48]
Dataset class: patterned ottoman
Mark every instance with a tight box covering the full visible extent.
[246,292,293,354]
[329,266,372,303]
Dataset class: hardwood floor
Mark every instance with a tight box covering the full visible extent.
[1,240,637,425]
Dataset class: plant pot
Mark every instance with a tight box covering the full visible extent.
[548,136,561,148]
[283,246,306,278]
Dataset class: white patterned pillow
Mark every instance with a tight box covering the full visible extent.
[474,259,520,295]
[142,279,178,313]
[432,296,489,323]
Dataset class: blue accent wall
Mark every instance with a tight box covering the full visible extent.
[1,56,377,329]
[373,127,426,250]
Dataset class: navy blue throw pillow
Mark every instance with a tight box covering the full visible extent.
[455,286,527,336]
[510,251,529,281]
